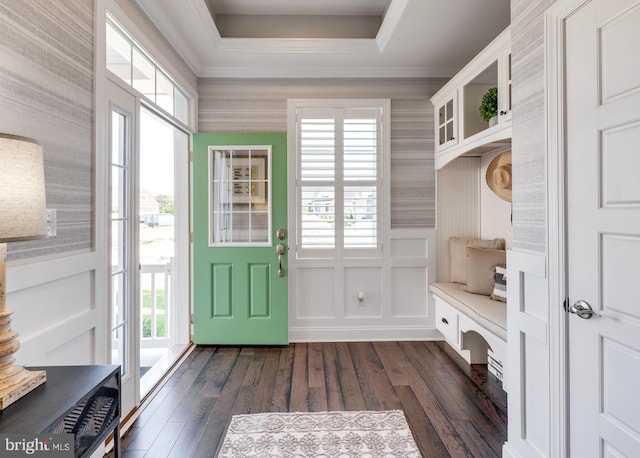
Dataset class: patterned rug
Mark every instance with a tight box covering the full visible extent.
[217,410,421,457]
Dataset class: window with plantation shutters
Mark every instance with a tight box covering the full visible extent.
[294,103,386,259]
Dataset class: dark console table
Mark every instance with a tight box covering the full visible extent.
[0,365,121,457]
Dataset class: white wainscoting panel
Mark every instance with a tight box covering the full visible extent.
[390,267,428,318]
[10,272,93,338]
[390,236,427,258]
[39,330,96,366]
[6,252,105,366]
[503,249,550,458]
[343,268,383,318]
[289,229,438,342]
[295,267,337,319]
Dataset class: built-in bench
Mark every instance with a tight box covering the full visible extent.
[430,282,507,390]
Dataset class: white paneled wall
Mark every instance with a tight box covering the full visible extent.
[503,249,549,458]
[7,253,106,366]
[289,229,438,342]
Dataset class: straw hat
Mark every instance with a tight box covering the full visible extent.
[486,151,512,202]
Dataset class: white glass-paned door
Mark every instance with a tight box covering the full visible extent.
[108,80,139,415]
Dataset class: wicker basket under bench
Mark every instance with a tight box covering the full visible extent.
[430,282,507,391]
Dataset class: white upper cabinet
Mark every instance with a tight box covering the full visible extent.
[431,27,511,170]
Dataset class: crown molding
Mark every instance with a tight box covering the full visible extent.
[198,64,457,79]
[134,0,216,74]
[214,38,380,54]
[376,0,410,52]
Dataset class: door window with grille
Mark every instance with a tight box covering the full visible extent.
[209,146,272,246]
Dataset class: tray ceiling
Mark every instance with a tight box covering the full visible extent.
[134,0,510,78]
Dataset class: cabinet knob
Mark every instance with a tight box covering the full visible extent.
[441,317,449,325]
[449,137,455,141]
[500,110,507,116]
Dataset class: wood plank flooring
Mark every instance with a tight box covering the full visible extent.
[114,342,507,457]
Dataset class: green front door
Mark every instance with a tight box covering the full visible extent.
[193,133,288,344]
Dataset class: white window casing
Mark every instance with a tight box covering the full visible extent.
[290,100,389,261]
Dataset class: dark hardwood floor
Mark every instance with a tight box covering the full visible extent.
[114,341,507,457]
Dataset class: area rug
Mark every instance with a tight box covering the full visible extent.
[217,410,421,457]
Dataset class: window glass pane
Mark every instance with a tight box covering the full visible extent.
[301,118,335,181]
[301,187,335,248]
[107,19,191,129]
[111,165,125,219]
[111,111,126,166]
[175,87,189,125]
[344,187,377,248]
[156,70,174,114]
[106,23,131,84]
[112,273,125,326]
[212,212,231,243]
[111,327,125,369]
[344,117,377,181]
[446,99,454,121]
[132,47,155,101]
[212,181,239,212]
[250,149,269,212]
[250,212,269,243]
[111,219,124,271]
[228,212,251,242]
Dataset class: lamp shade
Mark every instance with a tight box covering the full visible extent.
[0,134,47,242]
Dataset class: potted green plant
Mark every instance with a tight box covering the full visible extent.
[479,87,498,126]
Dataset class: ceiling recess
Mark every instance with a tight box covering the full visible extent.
[205,0,392,39]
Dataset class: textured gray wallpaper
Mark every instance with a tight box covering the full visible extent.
[510,0,556,253]
[0,0,94,260]
[0,0,197,262]
[199,78,445,228]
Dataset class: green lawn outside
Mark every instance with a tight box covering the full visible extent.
[142,289,167,338]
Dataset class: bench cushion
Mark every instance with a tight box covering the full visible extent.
[430,282,507,341]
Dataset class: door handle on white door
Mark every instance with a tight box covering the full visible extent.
[569,300,601,319]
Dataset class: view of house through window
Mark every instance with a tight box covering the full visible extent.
[296,105,383,258]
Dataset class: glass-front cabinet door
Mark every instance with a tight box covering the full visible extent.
[498,52,512,122]
[436,94,457,151]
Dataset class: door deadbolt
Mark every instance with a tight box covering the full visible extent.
[276,228,285,240]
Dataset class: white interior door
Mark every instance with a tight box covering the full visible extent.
[108,79,140,415]
[566,0,640,455]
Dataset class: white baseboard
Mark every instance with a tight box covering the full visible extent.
[501,442,517,458]
[289,326,442,342]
